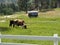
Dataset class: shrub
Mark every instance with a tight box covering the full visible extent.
[2,8,14,15]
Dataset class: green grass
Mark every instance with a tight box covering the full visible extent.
[0,9,60,45]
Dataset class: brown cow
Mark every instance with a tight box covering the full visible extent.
[9,19,27,29]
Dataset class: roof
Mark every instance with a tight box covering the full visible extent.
[28,11,38,13]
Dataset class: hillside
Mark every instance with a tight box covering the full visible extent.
[0,8,60,45]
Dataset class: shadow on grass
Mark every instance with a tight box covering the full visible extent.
[0,27,10,32]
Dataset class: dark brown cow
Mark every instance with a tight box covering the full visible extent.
[9,19,27,29]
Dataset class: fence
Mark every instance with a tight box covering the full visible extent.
[0,33,60,45]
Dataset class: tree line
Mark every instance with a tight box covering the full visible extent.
[0,0,60,15]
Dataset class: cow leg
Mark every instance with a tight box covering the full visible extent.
[13,21,18,27]
[9,22,13,27]
[9,20,14,27]
[13,22,16,27]
[9,23,12,27]
[13,24,15,27]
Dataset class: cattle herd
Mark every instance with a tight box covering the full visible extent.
[9,19,27,29]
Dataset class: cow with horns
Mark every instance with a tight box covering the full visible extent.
[9,19,27,29]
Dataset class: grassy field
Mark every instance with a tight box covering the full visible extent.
[0,8,60,45]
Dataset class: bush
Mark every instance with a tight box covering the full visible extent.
[2,8,14,15]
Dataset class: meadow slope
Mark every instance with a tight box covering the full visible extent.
[0,8,60,45]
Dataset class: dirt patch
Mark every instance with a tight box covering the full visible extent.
[0,20,6,22]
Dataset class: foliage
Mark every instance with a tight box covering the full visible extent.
[0,0,60,14]
[9,3,19,12]
[2,8,14,15]
[0,3,18,15]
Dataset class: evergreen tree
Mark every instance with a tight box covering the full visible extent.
[18,0,29,13]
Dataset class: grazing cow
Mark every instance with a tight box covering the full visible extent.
[9,19,27,29]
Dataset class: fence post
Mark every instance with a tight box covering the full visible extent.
[0,33,1,45]
[54,34,58,45]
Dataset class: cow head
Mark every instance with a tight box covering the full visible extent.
[23,24,27,29]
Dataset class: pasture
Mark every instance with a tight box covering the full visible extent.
[0,8,60,45]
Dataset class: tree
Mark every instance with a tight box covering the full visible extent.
[0,3,14,15]
[2,8,14,15]
[18,0,29,13]
[57,0,60,8]
[0,3,6,14]
[9,3,19,12]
